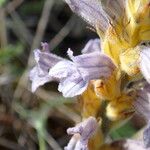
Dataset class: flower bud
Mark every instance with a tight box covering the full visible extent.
[106,94,134,121]
[120,46,140,76]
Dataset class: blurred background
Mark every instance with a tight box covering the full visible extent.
[0,0,146,150]
[0,0,98,149]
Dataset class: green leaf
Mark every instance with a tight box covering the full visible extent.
[0,0,6,6]
[110,122,137,140]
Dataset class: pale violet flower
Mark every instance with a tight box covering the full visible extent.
[134,84,150,148]
[64,0,124,32]
[81,39,101,54]
[29,43,63,92]
[140,47,150,84]
[65,0,108,32]
[143,123,150,149]
[101,0,124,21]
[49,58,89,97]
[121,139,148,150]
[49,49,115,97]
[64,117,98,150]
[30,40,116,97]
[134,84,150,120]
[138,46,150,148]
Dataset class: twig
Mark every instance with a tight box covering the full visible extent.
[45,132,63,150]
[57,105,81,123]
[31,0,54,51]
[13,0,54,100]
[0,8,7,48]
[50,15,76,50]
[9,11,33,45]
[0,137,23,150]
[4,0,31,45]
[4,0,24,15]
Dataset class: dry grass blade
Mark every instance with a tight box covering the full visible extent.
[5,0,24,14]
[50,15,76,50]
[0,8,7,48]
[0,137,23,150]
[31,0,54,51]
[9,12,33,45]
